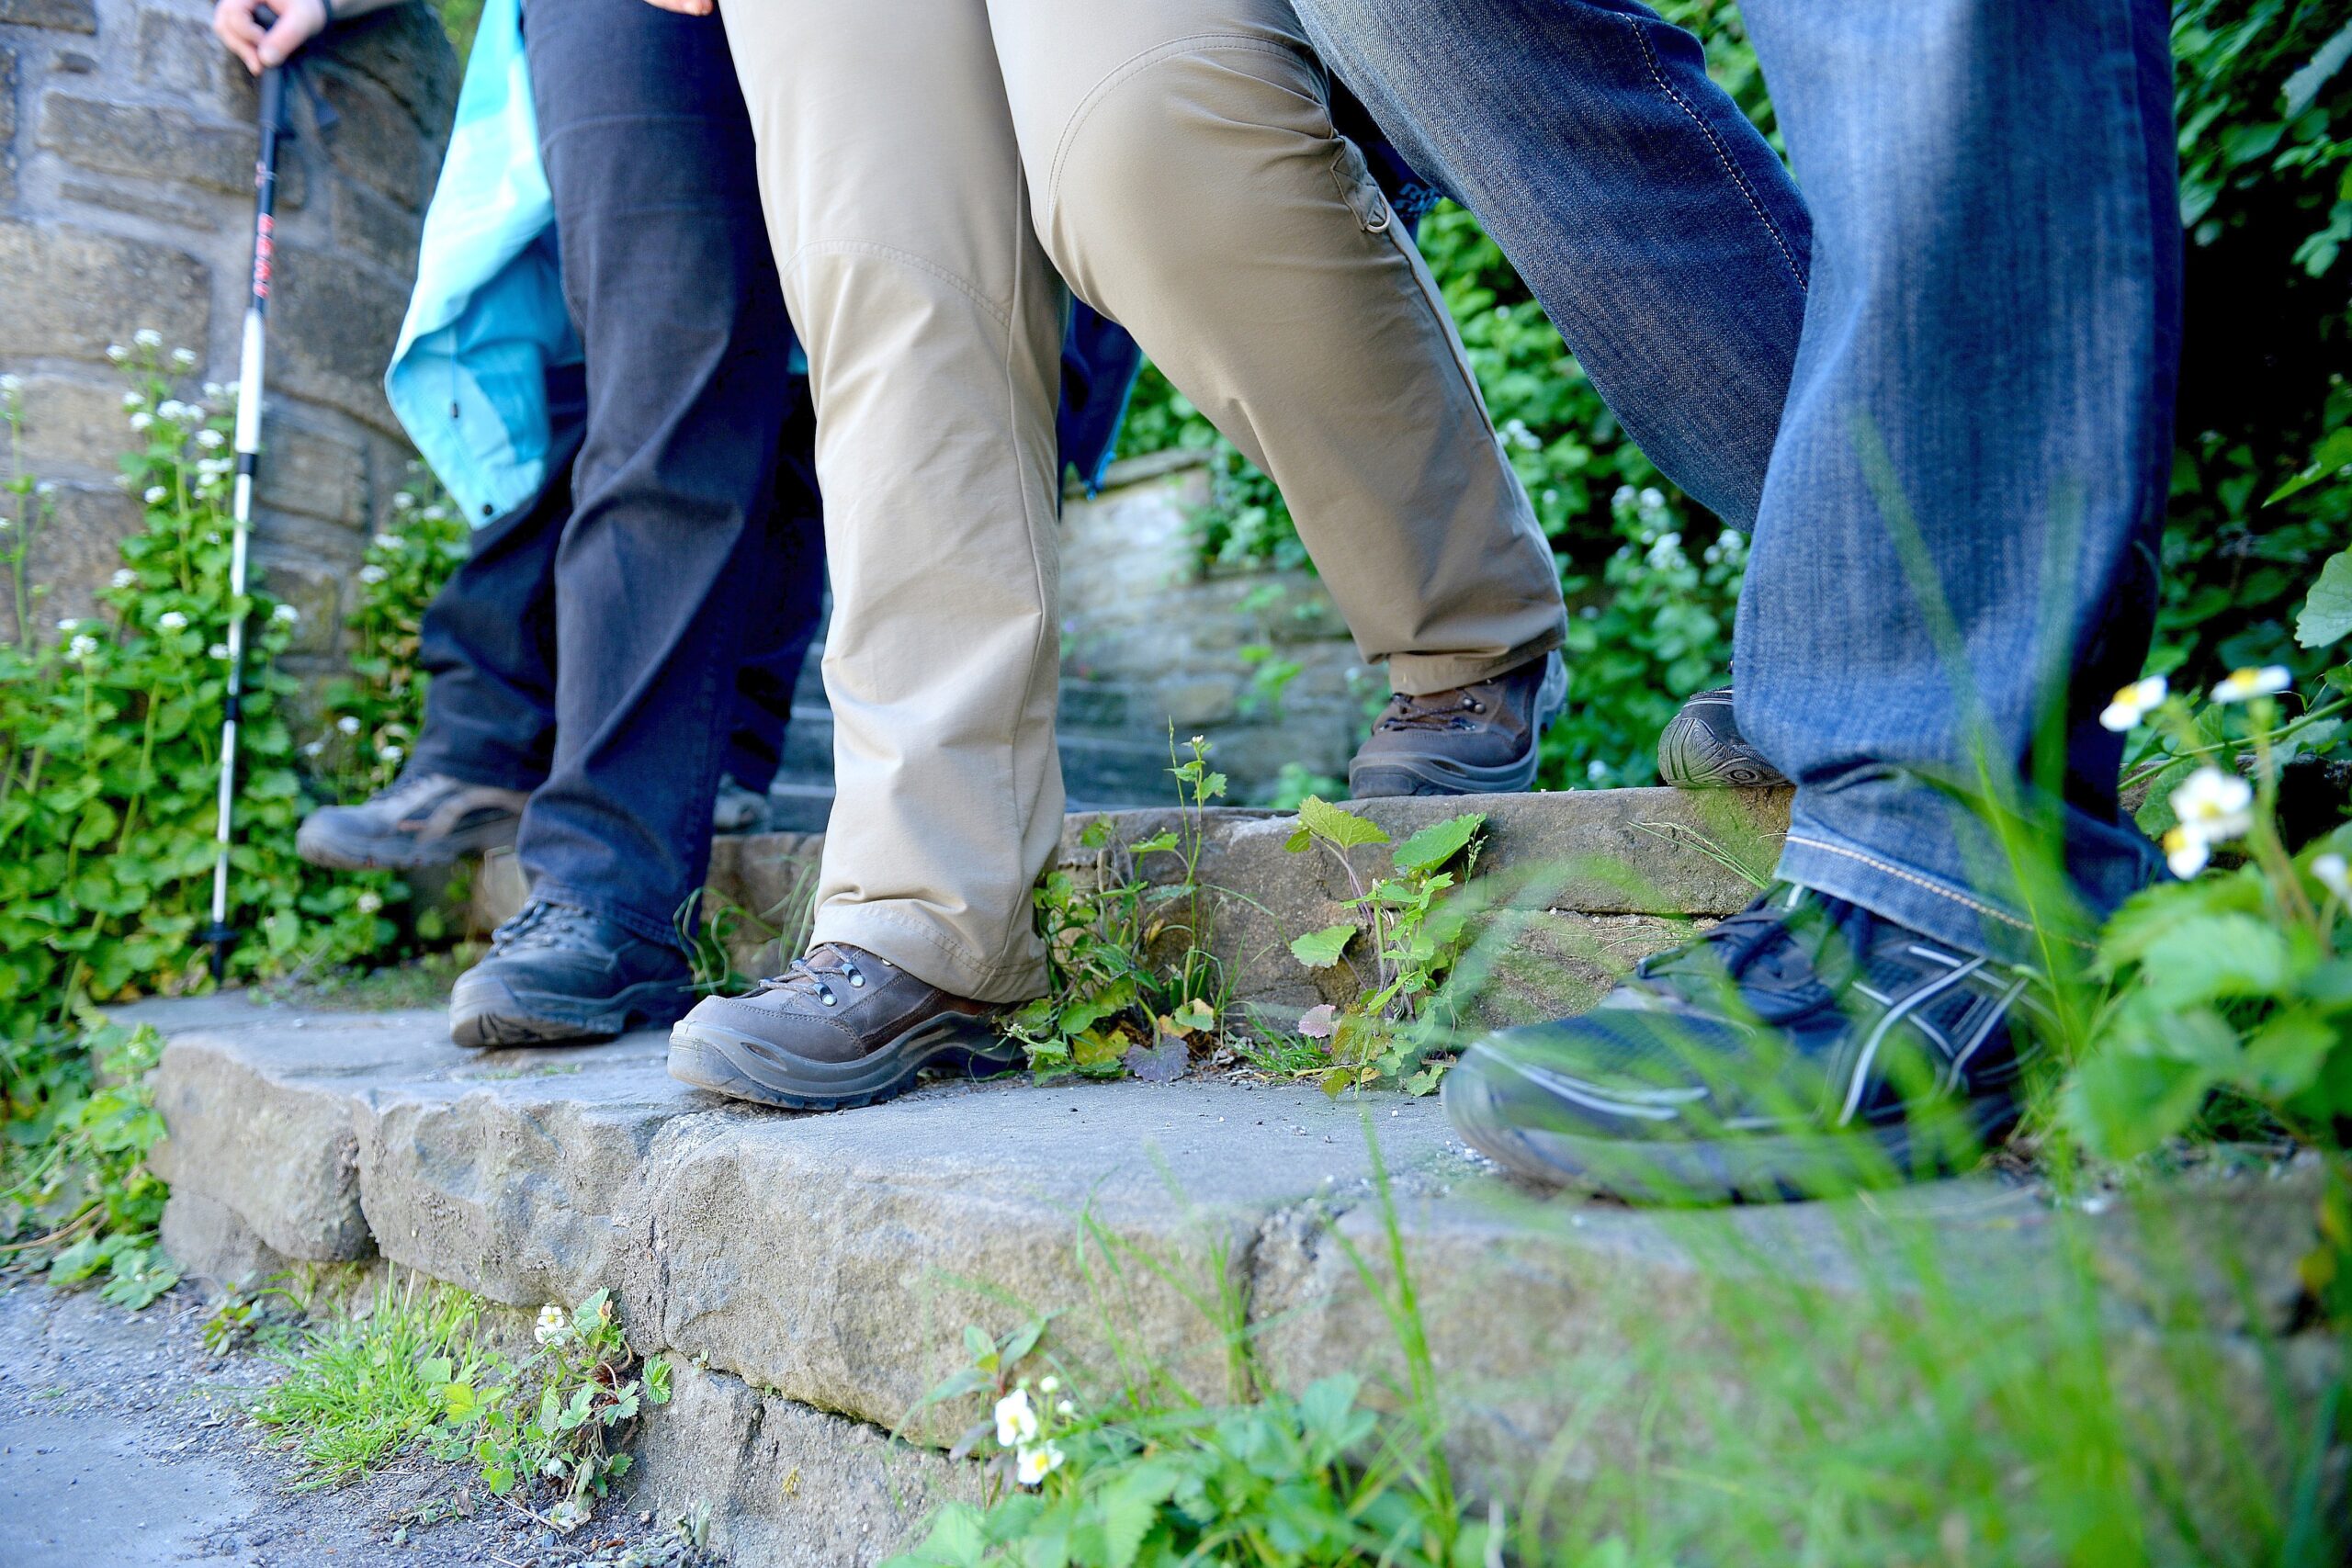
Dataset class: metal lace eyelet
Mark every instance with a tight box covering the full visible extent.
[818,984,837,1007]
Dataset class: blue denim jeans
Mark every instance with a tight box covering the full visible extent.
[1295,0,2179,962]
[502,0,817,947]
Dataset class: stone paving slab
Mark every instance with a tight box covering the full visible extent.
[148,994,2333,1527]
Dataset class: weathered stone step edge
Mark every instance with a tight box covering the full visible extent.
[482,787,1793,1018]
[147,998,2332,1528]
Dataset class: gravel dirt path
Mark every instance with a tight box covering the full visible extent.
[0,1278,719,1568]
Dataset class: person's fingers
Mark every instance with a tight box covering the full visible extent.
[256,0,325,67]
[640,0,715,15]
[213,0,266,73]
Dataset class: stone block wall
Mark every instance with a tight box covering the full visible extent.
[1059,449,1379,802]
[0,0,454,684]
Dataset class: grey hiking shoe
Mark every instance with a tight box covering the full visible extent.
[296,771,529,870]
[1657,688,1789,789]
[712,773,773,835]
[449,899,695,1048]
[668,942,1022,1111]
[1349,650,1566,798]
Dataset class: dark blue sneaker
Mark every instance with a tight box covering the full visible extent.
[1443,885,2041,1201]
[449,900,695,1048]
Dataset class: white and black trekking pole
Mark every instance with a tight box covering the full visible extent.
[203,20,296,985]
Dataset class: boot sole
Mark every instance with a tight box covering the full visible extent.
[298,812,521,871]
[667,1010,1023,1111]
[1656,700,1790,790]
[1441,1054,2018,1204]
[1348,653,1568,798]
[449,973,695,1049]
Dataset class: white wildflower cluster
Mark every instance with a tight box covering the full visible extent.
[356,890,385,915]
[2098,675,2167,732]
[337,715,362,735]
[0,372,22,398]
[2211,664,2290,705]
[68,633,99,662]
[359,564,389,585]
[271,603,300,626]
[2162,765,2255,880]
[172,347,198,370]
[992,1381,1070,1488]
[197,427,225,450]
[143,485,168,505]
[134,328,163,349]
[158,611,189,632]
[111,568,137,590]
[209,642,232,661]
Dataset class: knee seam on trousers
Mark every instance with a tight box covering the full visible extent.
[1043,35,1317,234]
[1625,18,1808,293]
[782,239,1016,334]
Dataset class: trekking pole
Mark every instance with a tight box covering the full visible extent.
[202,13,297,985]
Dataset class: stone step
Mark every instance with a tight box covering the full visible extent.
[138,995,2332,1563]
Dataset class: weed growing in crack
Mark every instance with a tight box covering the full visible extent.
[1284,798,1487,1095]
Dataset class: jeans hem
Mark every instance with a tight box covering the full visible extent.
[1774,828,2090,968]
[812,905,1047,1006]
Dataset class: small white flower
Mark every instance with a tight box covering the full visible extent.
[2313,852,2351,902]
[359,564,388,585]
[271,603,299,625]
[1014,1441,1065,1487]
[209,642,231,660]
[121,390,145,411]
[203,381,226,401]
[130,412,153,432]
[2170,765,2254,843]
[535,1303,571,1346]
[106,343,130,363]
[422,504,448,522]
[373,533,401,550]
[68,634,98,660]
[134,328,163,349]
[35,481,55,498]
[0,373,20,394]
[110,568,136,590]
[157,400,190,423]
[197,428,225,450]
[391,491,417,512]
[172,347,198,369]
[379,744,404,764]
[1037,1376,1058,1394]
[143,485,167,505]
[1057,1399,1075,1416]
[303,739,325,757]
[356,890,384,915]
[2164,825,2211,880]
[56,617,76,630]
[2098,675,2167,733]
[2211,665,2291,705]
[994,1388,1039,1448]
[336,715,361,735]
[158,611,188,631]
[1587,759,1608,782]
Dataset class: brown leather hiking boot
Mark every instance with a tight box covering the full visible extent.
[1348,650,1566,797]
[667,942,1023,1111]
[296,771,530,870]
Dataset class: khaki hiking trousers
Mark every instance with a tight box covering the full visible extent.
[721,0,1567,1002]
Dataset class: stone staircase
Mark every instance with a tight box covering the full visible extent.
[139,787,2336,1563]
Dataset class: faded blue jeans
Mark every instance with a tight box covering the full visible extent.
[1296,0,2180,962]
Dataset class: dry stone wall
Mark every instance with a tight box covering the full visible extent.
[0,0,453,680]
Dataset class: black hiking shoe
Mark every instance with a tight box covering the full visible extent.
[712,773,773,835]
[1349,650,1566,797]
[1657,687,1789,789]
[668,942,1022,1111]
[448,900,695,1048]
[1443,885,2041,1202]
[296,771,530,870]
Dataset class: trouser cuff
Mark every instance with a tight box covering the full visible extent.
[811,904,1046,1006]
[1386,624,1566,697]
[1773,822,2089,968]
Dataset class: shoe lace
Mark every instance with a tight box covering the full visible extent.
[1375,683,1490,733]
[379,770,457,812]
[755,944,870,1009]
[1640,885,1881,997]
[491,900,603,954]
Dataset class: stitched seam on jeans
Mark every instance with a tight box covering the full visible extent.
[782,240,1014,334]
[1044,35,1310,236]
[1627,19,1807,291]
[1783,834,2094,948]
